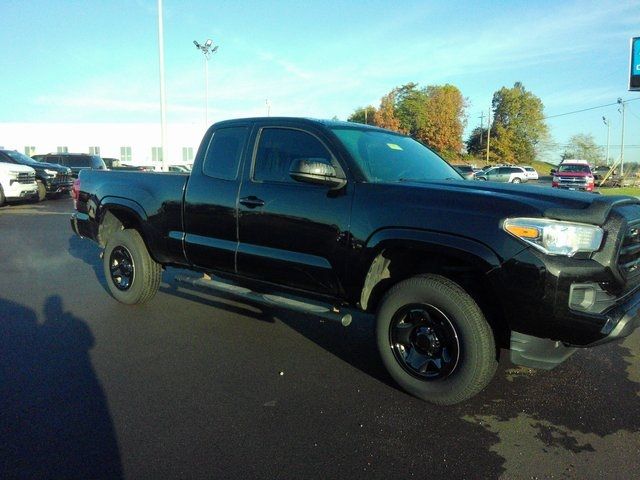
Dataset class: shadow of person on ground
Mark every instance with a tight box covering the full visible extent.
[0,295,123,479]
[67,235,108,291]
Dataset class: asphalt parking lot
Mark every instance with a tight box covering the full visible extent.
[1,197,639,479]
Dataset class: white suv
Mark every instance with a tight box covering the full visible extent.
[0,162,38,206]
[521,166,539,180]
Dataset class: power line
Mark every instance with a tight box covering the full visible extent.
[544,97,640,120]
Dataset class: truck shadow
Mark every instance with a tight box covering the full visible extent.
[67,235,109,291]
[0,296,123,479]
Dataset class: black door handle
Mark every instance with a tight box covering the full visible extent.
[239,196,265,208]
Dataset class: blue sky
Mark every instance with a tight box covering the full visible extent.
[1,0,639,162]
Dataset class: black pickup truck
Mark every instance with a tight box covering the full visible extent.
[71,117,640,405]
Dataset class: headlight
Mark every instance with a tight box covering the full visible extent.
[552,176,560,182]
[8,171,19,179]
[503,217,603,256]
[44,169,58,177]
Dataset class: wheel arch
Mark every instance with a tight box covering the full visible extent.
[360,229,509,347]
[96,197,148,248]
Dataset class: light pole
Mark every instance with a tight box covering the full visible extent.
[602,116,610,166]
[157,0,168,171]
[193,39,218,126]
[617,98,627,175]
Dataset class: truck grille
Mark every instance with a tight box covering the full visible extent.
[618,221,640,277]
[16,172,36,184]
[53,173,71,184]
[557,176,588,189]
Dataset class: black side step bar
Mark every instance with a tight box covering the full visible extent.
[174,274,354,327]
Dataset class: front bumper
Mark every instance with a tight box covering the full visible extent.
[45,179,73,194]
[498,244,640,348]
[5,182,38,201]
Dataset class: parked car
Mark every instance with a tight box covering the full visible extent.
[551,162,595,192]
[451,164,475,180]
[475,166,528,183]
[71,117,640,405]
[0,160,38,206]
[521,166,539,180]
[32,153,107,178]
[0,150,73,201]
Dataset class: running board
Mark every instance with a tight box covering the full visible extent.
[174,274,353,326]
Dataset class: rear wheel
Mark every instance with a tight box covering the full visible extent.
[376,274,498,405]
[0,185,5,207]
[511,177,521,184]
[103,229,162,304]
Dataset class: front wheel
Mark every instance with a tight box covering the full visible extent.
[376,275,498,405]
[36,180,46,202]
[103,229,162,304]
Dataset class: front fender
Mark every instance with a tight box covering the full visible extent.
[358,228,504,310]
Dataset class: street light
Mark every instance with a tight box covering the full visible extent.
[617,98,627,175]
[602,116,610,166]
[193,39,219,126]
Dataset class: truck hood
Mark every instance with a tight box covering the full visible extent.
[32,161,72,173]
[0,163,35,174]
[385,179,634,225]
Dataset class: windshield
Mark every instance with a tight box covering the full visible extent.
[331,127,461,183]
[559,164,591,173]
[4,150,38,165]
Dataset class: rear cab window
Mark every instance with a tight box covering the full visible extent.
[202,127,249,180]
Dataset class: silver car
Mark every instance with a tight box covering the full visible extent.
[475,166,528,183]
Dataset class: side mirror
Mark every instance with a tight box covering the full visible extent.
[289,158,346,189]
[550,169,556,174]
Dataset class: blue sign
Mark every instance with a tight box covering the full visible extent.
[632,37,640,91]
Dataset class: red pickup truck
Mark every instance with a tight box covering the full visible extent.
[552,161,595,192]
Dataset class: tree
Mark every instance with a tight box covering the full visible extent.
[466,127,488,157]
[421,84,466,155]
[373,90,404,132]
[385,83,466,155]
[490,82,548,164]
[561,133,603,164]
[348,106,378,125]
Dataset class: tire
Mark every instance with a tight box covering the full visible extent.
[36,180,46,202]
[0,185,5,207]
[103,229,162,305]
[511,177,521,184]
[376,274,497,405]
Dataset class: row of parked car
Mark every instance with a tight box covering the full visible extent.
[0,151,194,207]
[452,164,539,183]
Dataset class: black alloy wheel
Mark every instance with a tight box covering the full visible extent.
[109,245,135,290]
[389,304,460,380]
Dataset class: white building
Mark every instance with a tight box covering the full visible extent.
[0,122,207,166]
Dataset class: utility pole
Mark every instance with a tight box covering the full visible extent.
[364,107,368,125]
[265,99,271,117]
[157,0,167,171]
[478,111,485,148]
[485,106,491,164]
[602,116,610,166]
[618,98,627,175]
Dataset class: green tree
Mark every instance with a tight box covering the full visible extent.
[490,82,548,164]
[466,127,488,157]
[348,105,378,125]
[561,133,603,164]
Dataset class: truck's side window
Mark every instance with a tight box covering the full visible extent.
[202,127,248,180]
[253,128,332,183]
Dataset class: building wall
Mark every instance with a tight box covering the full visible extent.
[0,122,207,165]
